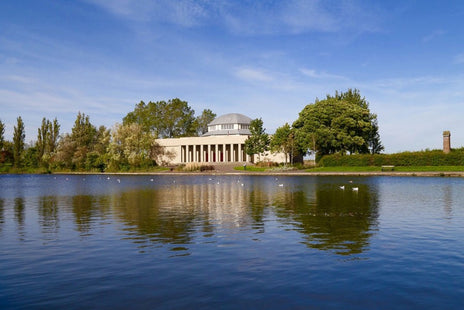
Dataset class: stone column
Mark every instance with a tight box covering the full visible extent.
[443,131,451,154]
[207,145,211,162]
[200,145,204,162]
[238,144,242,162]
[223,144,226,162]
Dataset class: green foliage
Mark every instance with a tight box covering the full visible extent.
[108,123,158,170]
[293,89,383,160]
[24,146,39,168]
[36,117,60,168]
[245,118,270,161]
[54,112,103,171]
[13,116,25,167]
[320,149,464,167]
[270,123,301,164]
[195,109,216,136]
[123,98,197,138]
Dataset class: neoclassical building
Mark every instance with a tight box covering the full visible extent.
[156,113,285,165]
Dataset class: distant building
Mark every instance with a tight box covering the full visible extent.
[156,113,286,165]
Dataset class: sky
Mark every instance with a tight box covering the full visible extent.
[1,0,464,153]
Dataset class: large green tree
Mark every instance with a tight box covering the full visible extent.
[13,116,25,167]
[245,118,270,162]
[293,89,383,160]
[37,117,60,167]
[123,98,197,138]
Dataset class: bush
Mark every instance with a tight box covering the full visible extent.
[181,163,214,172]
[319,149,464,167]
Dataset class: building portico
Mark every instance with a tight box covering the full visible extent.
[155,113,286,165]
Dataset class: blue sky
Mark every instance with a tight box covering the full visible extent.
[1,0,464,153]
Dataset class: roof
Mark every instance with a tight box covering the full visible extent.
[202,129,251,136]
[208,113,252,126]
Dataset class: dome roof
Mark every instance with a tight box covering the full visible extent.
[209,113,252,126]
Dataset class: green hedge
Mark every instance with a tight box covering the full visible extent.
[320,149,464,167]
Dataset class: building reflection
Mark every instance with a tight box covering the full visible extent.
[110,177,379,256]
[31,176,379,256]
[111,181,257,248]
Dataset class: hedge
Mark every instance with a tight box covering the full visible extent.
[319,149,464,167]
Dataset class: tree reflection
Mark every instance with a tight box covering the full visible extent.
[39,196,59,234]
[0,199,4,233]
[273,180,379,256]
[71,195,94,233]
[14,197,25,239]
[112,189,196,246]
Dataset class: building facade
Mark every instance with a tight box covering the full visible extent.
[156,113,286,165]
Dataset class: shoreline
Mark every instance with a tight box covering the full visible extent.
[46,170,464,177]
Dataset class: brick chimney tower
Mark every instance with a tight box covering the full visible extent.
[443,131,451,154]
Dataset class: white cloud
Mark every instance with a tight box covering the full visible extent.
[235,67,274,83]
[300,68,346,80]
[85,0,209,26]
[85,0,380,36]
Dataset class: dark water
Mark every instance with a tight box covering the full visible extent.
[0,174,463,309]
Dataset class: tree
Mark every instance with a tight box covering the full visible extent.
[108,123,157,170]
[55,112,96,170]
[85,125,110,171]
[270,123,297,165]
[195,109,216,136]
[245,118,270,162]
[293,89,383,161]
[48,118,60,155]
[71,112,97,169]
[123,98,197,138]
[13,116,25,167]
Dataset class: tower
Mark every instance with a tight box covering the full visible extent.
[443,131,451,154]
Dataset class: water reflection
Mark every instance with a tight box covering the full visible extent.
[113,189,196,246]
[14,197,25,239]
[2,175,379,256]
[442,185,453,219]
[70,195,111,234]
[273,179,379,255]
[39,196,59,235]
[110,177,379,256]
[0,199,4,233]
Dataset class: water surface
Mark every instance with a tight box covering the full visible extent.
[0,174,463,309]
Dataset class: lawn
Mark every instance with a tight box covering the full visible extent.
[306,166,464,172]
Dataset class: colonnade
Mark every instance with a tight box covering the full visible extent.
[180,143,250,163]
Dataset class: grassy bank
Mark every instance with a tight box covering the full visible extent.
[306,166,464,172]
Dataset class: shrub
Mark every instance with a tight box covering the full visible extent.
[319,149,464,167]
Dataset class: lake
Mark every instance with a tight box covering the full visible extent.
[0,174,463,309]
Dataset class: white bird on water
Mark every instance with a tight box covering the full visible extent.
[278,184,284,187]
[352,187,359,192]
[339,186,345,190]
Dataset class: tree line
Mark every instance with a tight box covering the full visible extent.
[245,89,383,164]
[0,89,383,172]
[0,99,217,172]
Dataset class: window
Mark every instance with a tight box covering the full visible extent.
[221,124,234,130]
